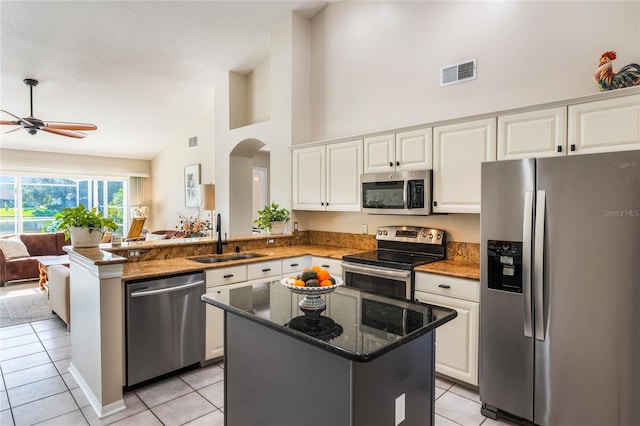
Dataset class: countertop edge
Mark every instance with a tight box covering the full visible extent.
[201,291,457,363]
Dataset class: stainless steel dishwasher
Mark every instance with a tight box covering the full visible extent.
[125,271,205,387]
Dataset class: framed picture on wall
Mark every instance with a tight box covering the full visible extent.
[184,164,201,207]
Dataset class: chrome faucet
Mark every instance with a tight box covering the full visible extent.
[216,213,227,254]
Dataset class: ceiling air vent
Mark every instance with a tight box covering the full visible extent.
[440,58,477,87]
[188,136,198,147]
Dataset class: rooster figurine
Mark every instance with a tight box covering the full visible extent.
[593,51,640,91]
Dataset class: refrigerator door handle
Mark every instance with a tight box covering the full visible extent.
[522,190,534,338]
[534,190,546,341]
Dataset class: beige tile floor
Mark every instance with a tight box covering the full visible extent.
[1,317,514,426]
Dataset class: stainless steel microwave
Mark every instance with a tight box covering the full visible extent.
[361,170,432,215]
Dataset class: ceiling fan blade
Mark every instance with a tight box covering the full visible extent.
[43,121,97,131]
[42,127,87,139]
[0,109,34,127]
[0,120,20,125]
[4,126,23,134]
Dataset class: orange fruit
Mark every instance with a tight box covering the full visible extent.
[302,267,311,272]
[319,280,333,287]
[311,265,322,273]
[316,270,330,282]
[294,280,306,287]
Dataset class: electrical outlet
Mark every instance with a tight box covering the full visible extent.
[294,222,299,231]
[362,224,368,234]
[395,393,405,425]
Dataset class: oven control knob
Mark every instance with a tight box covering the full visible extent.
[421,231,427,237]
[377,230,383,235]
[436,233,442,240]
[427,233,433,239]
[383,230,388,235]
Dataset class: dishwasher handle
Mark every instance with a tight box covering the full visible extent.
[130,280,205,298]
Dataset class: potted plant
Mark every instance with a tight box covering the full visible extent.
[254,202,290,234]
[54,204,118,247]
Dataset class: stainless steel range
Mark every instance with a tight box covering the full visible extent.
[341,226,446,300]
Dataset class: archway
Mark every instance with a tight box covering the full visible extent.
[228,138,270,236]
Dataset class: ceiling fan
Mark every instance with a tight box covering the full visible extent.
[1,78,97,139]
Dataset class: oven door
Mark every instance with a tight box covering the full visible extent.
[341,262,412,300]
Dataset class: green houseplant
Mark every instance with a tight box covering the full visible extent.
[254,202,290,234]
[55,204,118,247]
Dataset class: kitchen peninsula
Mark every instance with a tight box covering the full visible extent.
[202,281,457,426]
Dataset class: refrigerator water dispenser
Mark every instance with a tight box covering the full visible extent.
[487,240,523,293]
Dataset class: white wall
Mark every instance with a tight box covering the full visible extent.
[308,1,640,141]
[150,94,215,232]
[215,13,306,236]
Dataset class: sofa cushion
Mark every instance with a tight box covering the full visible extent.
[0,236,31,260]
[20,233,60,256]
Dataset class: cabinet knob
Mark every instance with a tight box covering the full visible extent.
[557,146,562,153]
[321,202,324,206]
[290,263,299,267]
[389,162,393,167]
[438,284,451,289]
[396,161,400,166]
[262,268,271,272]
[433,201,438,207]
[322,265,330,268]
[223,274,234,278]
[570,144,576,152]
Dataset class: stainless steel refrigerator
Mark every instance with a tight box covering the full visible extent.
[479,150,640,426]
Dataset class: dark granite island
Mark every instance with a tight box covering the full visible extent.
[202,281,456,426]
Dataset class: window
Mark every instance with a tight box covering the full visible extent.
[0,176,127,235]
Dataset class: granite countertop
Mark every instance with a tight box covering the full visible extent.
[202,281,457,362]
[122,245,369,281]
[415,260,480,281]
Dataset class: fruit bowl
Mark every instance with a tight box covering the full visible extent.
[280,276,343,312]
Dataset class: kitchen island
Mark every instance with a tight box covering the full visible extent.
[202,281,457,426]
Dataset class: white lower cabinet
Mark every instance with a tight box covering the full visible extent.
[281,256,309,277]
[204,261,281,361]
[415,273,479,386]
[310,256,343,280]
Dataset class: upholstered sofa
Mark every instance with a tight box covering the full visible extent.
[0,232,67,286]
[48,264,71,328]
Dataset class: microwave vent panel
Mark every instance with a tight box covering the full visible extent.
[440,58,477,86]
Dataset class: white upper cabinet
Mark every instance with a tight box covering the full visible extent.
[497,107,567,160]
[326,140,363,211]
[292,139,363,212]
[363,134,394,173]
[363,128,432,173]
[433,117,496,214]
[568,93,640,155]
[291,145,325,210]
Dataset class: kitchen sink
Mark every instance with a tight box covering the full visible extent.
[191,253,267,264]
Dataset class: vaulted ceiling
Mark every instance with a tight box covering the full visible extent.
[0,1,325,160]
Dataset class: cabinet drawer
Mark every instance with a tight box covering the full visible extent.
[206,266,247,288]
[311,256,343,279]
[415,272,479,302]
[248,260,282,280]
[282,256,308,275]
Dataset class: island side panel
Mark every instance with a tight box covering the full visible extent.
[225,313,352,426]
[353,331,436,426]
